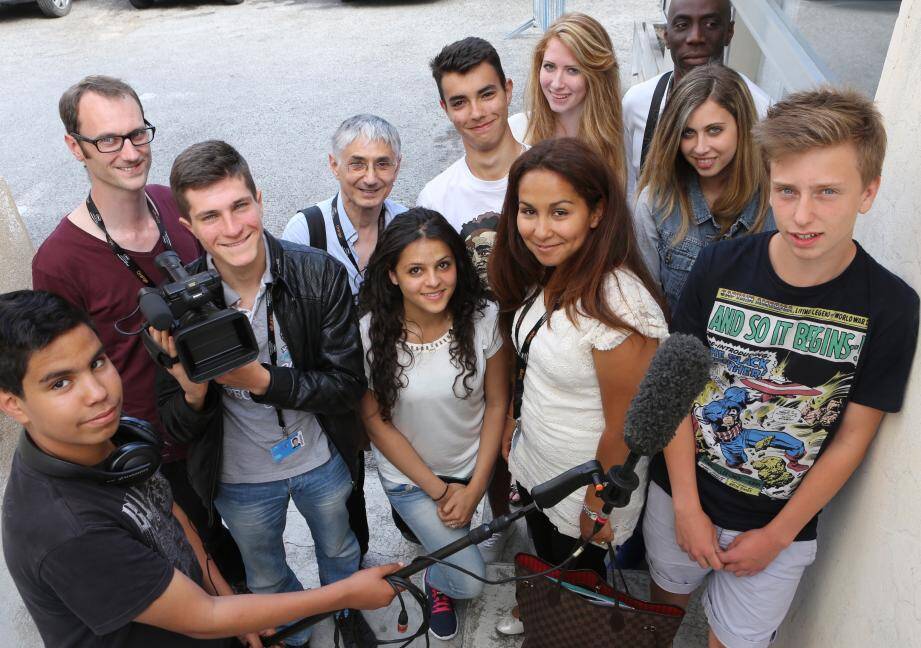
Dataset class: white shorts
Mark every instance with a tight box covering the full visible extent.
[643,482,817,648]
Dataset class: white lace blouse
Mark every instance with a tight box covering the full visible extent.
[508,269,668,544]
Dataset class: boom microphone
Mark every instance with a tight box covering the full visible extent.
[625,332,712,455]
[262,335,712,647]
[596,333,712,517]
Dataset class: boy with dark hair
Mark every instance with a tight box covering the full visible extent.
[0,290,400,648]
[417,38,523,631]
[418,37,524,252]
[32,75,244,588]
[645,87,919,648]
[157,140,375,647]
[429,36,508,101]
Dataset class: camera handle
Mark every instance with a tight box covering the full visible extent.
[140,328,179,370]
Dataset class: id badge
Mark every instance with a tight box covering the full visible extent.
[270,429,305,463]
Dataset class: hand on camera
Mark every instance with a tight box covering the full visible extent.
[148,328,208,409]
[214,361,271,396]
[340,563,404,610]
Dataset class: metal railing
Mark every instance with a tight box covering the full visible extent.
[507,0,567,38]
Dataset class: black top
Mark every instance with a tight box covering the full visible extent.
[651,232,919,540]
[2,450,230,647]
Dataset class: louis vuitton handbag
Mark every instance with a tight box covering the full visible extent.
[514,551,685,648]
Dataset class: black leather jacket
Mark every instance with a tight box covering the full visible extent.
[156,233,367,512]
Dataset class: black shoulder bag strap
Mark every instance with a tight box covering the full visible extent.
[298,205,327,251]
[639,71,673,172]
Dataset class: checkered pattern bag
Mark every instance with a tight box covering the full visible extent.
[514,553,684,648]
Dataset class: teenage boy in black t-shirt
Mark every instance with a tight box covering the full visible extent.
[0,290,400,648]
[644,89,919,648]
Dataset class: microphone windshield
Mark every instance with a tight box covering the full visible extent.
[623,333,711,456]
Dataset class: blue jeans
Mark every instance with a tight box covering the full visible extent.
[380,474,485,600]
[215,450,360,645]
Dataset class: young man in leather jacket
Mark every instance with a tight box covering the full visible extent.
[154,140,374,648]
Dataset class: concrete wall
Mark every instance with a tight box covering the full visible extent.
[0,177,42,645]
[775,1,921,645]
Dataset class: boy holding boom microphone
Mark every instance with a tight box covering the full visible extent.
[0,290,401,648]
[645,88,919,648]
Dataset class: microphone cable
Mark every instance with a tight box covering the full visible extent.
[373,537,592,646]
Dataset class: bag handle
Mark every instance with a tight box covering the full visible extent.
[606,543,633,599]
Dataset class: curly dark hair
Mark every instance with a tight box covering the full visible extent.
[359,208,487,421]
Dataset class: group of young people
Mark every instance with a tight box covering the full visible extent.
[1,2,918,648]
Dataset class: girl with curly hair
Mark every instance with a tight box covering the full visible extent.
[358,208,510,640]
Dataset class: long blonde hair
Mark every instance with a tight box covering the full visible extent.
[637,64,770,244]
[523,12,626,187]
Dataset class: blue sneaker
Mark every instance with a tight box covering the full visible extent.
[425,569,458,640]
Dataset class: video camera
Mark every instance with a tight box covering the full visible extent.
[139,251,258,383]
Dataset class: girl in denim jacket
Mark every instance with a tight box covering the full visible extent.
[633,64,774,314]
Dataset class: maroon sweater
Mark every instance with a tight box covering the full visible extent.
[32,185,201,462]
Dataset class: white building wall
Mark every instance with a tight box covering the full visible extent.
[775,1,921,645]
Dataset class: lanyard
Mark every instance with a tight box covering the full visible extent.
[263,289,287,431]
[512,291,557,420]
[330,194,385,274]
[85,191,174,286]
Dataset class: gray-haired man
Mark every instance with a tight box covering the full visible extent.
[282,114,407,557]
[283,114,407,296]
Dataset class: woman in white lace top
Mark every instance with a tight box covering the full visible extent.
[489,138,668,635]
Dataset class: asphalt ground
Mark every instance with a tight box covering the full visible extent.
[0,0,662,244]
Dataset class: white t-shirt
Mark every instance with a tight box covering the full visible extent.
[360,302,503,485]
[622,71,772,204]
[416,156,509,233]
[508,270,668,544]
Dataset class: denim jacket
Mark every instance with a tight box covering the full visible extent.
[633,177,774,314]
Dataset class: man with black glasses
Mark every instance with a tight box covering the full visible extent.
[31,75,244,589]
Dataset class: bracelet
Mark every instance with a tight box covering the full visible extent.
[432,482,449,502]
[581,502,603,522]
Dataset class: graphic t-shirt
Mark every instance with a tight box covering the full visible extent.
[417,151,525,287]
[651,232,919,540]
[2,448,230,647]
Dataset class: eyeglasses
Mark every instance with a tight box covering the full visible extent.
[346,160,397,175]
[70,120,156,153]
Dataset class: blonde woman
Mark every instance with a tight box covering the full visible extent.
[634,64,774,314]
[509,12,626,187]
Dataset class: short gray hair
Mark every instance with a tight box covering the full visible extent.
[331,114,401,161]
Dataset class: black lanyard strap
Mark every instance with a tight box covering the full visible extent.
[85,191,174,286]
[263,289,287,431]
[512,291,557,420]
[330,194,385,274]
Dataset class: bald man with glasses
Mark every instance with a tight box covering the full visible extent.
[31,75,246,591]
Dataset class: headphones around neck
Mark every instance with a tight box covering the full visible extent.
[18,416,163,487]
